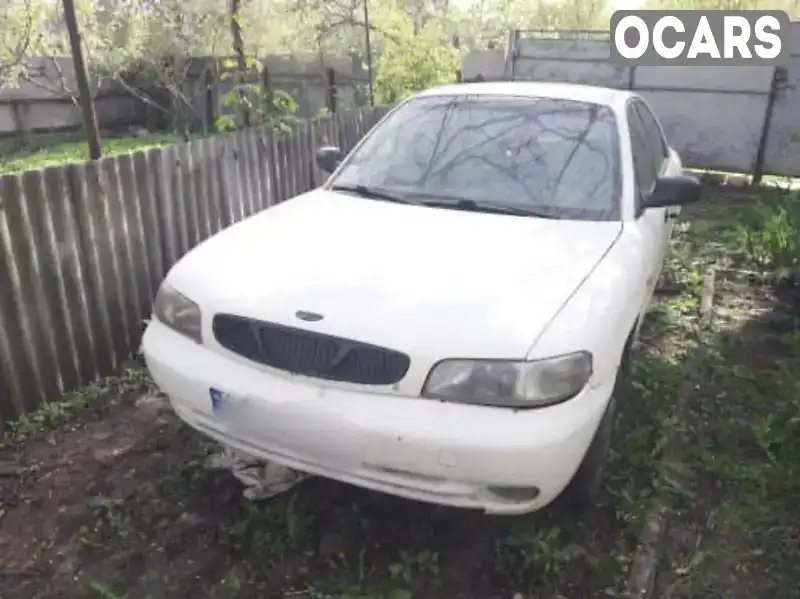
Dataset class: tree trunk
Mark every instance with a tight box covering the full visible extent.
[61,0,102,159]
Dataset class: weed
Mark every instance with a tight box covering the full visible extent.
[88,581,125,599]
[2,366,155,446]
[387,549,440,584]
[81,499,141,544]
[3,383,104,444]
[496,525,581,587]
[736,188,800,273]
[225,492,313,559]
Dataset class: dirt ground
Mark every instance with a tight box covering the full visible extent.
[1,191,798,599]
[0,362,634,599]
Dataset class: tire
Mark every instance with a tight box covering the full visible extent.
[557,393,617,511]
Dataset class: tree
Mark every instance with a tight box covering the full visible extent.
[373,12,459,104]
[0,0,36,86]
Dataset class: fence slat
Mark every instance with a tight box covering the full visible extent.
[66,163,115,376]
[302,120,315,192]
[40,167,83,392]
[0,176,41,419]
[99,158,136,360]
[287,130,300,198]
[253,129,272,211]
[202,137,219,237]
[19,170,70,397]
[292,126,304,196]
[217,136,236,228]
[226,133,246,222]
[50,166,97,387]
[244,129,263,212]
[190,140,212,243]
[135,150,166,290]
[266,134,280,206]
[276,135,289,203]
[154,148,179,275]
[243,130,259,216]
[205,138,225,234]
[118,153,152,333]
[177,144,200,252]
[336,111,348,151]
[245,130,261,214]
[232,131,252,218]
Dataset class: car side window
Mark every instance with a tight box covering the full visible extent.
[627,105,658,216]
[633,101,669,164]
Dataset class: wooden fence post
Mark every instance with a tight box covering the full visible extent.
[204,66,215,134]
[326,67,337,114]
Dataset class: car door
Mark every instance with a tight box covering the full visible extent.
[626,101,668,324]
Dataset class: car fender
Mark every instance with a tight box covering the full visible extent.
[525,230,647,387]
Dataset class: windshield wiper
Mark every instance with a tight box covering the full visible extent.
[330,184,415,205]
[411,195,562,219]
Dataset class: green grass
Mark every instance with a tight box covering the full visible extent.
[650,187,800,598]
[1,364,154,446]
[0,133,181,174]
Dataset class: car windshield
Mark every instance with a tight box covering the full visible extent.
[330,94,621,221]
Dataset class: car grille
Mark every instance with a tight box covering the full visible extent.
[212,314,410,385]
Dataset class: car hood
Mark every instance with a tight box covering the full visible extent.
[167,189,622,361]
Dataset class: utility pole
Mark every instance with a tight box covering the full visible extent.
[61,0,102,160]
[362,0,374,106]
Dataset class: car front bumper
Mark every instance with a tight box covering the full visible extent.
[142,320,617,515]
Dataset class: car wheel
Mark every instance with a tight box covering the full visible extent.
[557,393,617,511]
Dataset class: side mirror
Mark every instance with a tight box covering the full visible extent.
[316,146,344,174]
[644,174,702,208]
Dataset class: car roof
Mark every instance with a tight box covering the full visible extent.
[415,81,634,108]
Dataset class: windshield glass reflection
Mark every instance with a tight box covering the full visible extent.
[332,95,621,221]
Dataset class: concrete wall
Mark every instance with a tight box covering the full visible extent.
[762,23,800,178]
[461,22,800,178]
[0,54,369,137]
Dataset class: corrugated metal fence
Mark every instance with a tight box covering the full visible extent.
[0,106,391,424]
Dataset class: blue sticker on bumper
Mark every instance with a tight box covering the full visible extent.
[210,387,224,412]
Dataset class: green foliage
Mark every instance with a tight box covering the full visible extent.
[214,57,298,133]
[496,525,580,587]
[736,188,800,272]
[374,18,459,105]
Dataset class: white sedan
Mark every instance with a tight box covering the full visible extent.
[142,81,701,515]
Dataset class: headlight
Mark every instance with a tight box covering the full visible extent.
[153,283,203,344]
[422,351,592,408]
